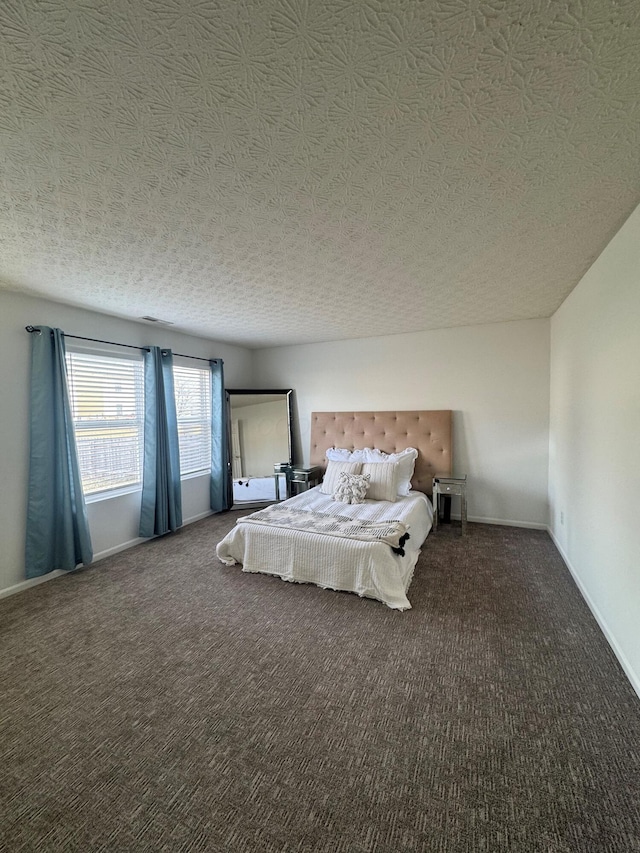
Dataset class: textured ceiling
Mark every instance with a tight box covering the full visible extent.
[1,0,639,348]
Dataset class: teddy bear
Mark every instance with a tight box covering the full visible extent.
[332,471,370,504]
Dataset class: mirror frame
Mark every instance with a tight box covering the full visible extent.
[225,389,294,507]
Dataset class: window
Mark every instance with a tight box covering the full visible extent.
[66,350,145,495]
[173,363,212,476]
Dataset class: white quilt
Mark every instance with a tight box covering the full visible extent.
[216,487,433,610]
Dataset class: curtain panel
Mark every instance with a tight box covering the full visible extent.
[139,347,183,537]
[25,326,93,578]
[210,359,229,513]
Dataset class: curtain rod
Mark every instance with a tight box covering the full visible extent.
[24,327,220,364]
[163,350,219,364]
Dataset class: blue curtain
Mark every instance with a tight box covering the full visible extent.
[210,359,229,512]
[25,326,93,579]
[139,347,183,537]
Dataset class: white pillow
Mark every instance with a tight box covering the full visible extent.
[362,447,418,496]
[361,462,398,502]
[320,460,362,495]
[325,447,367,463]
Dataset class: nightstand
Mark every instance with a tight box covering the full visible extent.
[433,475,467,535]
[289,465,322,494]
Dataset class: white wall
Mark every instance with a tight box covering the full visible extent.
[253,319,551,528]
[0,290,253,595]
[549,205,640,696]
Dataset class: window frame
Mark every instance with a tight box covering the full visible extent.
[172,358,212,479]
[65,344,146,500]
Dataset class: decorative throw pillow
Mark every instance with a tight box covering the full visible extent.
[320,460,362,495]
[332,471,370,504]
[362,447,418,495]
[361,461,399,502]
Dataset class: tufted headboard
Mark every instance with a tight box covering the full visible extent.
[310,410,452,496]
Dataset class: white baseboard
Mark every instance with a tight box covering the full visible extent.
[92,511,214,561]
[0,510,217,600]
[0,570,69,600]
[548,527,640,701]
[182,509,214,525]
[92,536,147,562]
[454,514,548,530]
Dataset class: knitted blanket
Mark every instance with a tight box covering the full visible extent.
[239,506,411,555]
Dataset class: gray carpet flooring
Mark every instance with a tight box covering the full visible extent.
[1,514,639,853]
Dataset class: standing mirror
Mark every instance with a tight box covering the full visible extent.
[226,389,293,506]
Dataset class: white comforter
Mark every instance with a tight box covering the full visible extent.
[216,487,433,610]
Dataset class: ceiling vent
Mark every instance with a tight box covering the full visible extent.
[141,316,174,326]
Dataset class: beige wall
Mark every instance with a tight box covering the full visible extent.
[253,319,551,528]
[0,290,253,595]
[549,205,640,696]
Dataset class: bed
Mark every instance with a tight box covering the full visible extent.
[216,410,452,610]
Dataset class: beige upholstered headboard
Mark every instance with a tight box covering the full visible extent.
[310,411,452,496]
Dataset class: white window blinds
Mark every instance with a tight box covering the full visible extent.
[173,364,212,476]
[65,350,145,495]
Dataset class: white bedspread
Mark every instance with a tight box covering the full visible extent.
[216,487,433,610]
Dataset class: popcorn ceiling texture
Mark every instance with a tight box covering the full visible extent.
[1,0,639,348]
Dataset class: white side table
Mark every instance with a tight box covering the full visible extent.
[273,463,292,501]
[433,475,467,535]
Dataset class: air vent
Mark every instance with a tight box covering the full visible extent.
[141,316,174,326]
